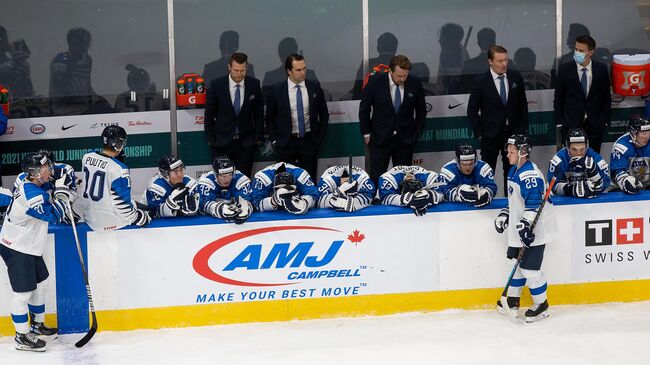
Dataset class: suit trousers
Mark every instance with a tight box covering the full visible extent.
[368,135,415,185]
[211,137,256,178]
[275,132,319,181]
[480,130,512,196]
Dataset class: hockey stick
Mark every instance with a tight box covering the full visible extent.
[499,176,556,318]
[64,200,98,347]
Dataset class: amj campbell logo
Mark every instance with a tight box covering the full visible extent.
[193,226,348,287]
[585,218,645,246]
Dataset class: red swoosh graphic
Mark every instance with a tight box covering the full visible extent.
[193,226,340,287]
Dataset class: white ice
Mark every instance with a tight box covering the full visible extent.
[2,301,650,365]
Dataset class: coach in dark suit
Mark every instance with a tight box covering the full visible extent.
[467,45,528,191]
[554,35,611,153]
[359,55,427,185]
[266,54,329,180]
[204,52,263,178]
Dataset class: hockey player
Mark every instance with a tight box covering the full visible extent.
[198,155,254,224]
[146,155,199,218]
[548,128,610,198]
[14,149,77,193]
[494,134,550,322]
[438,144,497,207]
[252,162,319,214]
[81,125,151,232]
[610,116,650,194]
[378,165,443,216]
[0,187,12,224]
[317,164,376,212]
[0,152,72,351]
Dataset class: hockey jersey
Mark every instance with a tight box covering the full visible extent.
[252,162,319,211]
[548,147,610,195]
[197,170,253,213]
[506,160,550,248]
[81,152,138,232]
[610,133,650,188]
[438,159,497,201]
[0,181,64,256]
[146,174,199,217]
[378,165,440,206]
[317,165,376,211]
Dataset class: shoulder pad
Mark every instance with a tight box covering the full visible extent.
[184,176,199,191]
[612,142,628,156]
[439,166,456,182]
[254,171,273,187]
[550,155,562,167]
[380,172,399,189]
[148,180,167,197]
[23,184,46,208]
[479,163,493,178]
[199,173,217,190]
[234,174,251,190]
[597,159,609,170]
[518,169,541,181]
[296,170,314,185]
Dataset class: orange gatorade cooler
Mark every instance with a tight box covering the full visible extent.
[612,54,650,96]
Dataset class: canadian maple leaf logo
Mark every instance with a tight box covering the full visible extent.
[347,230,365,245]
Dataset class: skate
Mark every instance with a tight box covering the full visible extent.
[525,300,550,323]
[30,314,58,340]
[15,332,46,352]
[496,296,520,318]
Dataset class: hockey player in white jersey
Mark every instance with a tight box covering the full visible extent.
[252,162,319,214]
[317,163,376,212]
[13,149,77,193]
[81,125,151,232]
[378,165,443,216]
[438,144,497,207]
[548,128,610,198]
[610,116,650,194]
[146,155,199,218]
[494,134,550,322]
[198,155,254,224]
[0,152,73,351]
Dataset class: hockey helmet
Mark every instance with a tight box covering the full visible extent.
[158,155,184,178]
[455,144,476,162]
[400,173,423,194]
[21,151,53,180]
[565,128,589,148]
[37,149,56,164]
[274,163,294,187]
[212,155,235,175]
[629,116,650,134]
[506,134,533,157]
[101,125,127,152]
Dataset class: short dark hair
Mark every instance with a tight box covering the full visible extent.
[229,52,248,65]
[575,35,596,51]
[389,55,411,71]
[285,53,305,73]
[488,45,508,60]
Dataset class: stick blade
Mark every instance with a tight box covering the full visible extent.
[75,313,98,348]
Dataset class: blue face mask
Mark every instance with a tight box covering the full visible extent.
[574,51,586,64]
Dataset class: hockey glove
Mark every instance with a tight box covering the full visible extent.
[54,174,77,202]
[474,187,492,208]
[334,180,358,198]
[132,209,152,227]
[271,186,297,208]
[618,175,642,195]
[409,189,440,210]
[329,195,353,212]
[494,208,509,234]
[234,197,253,224]
[283,196,310,214]
[569,180,597,198]
[181,192,200,216]
[516,219,535,247]
[213,200,241,220]
[400,191,415,207]
[453,184,478,203]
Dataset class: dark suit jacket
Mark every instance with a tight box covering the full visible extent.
[204,75,264,149]
[266,79,329,148]
[467,69,528,139]
[553,60,611,136]
[358,72,427,147]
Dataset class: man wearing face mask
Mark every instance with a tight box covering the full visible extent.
[554,35,611,153]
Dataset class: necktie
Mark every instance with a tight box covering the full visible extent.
[581,68,588,96]
[234,84,241,116]
[296,85,306,138]
[498,75,507,106]
[393,85,401,113]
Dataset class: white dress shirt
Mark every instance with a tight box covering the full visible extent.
[287,78,310,134]
[389,74,404,106]
[576,59,592,96]
[228,74,245,110]
[490,68,509,101]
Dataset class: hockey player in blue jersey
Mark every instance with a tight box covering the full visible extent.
[252,162,319,214]
[610,116,650,194]
[438,144,497,207]
[548,128,610,198]
[378,165,443,216]
[81,125,151,231]
[198,155,254,224]
[0,152,73,351]
[0,187,12,224]
[146,155,199,218]
[494,134,550,322]
[317,163,375,212]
